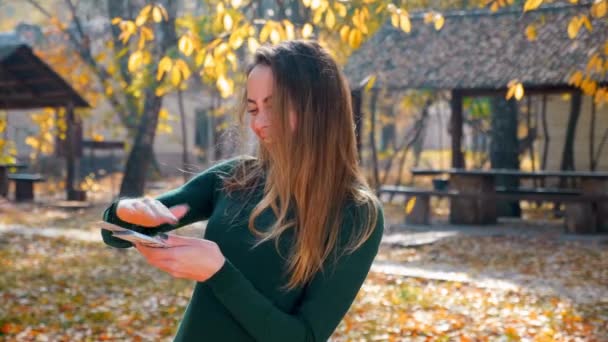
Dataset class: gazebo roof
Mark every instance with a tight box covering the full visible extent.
[344,3,607,93]
[0,44,89,109]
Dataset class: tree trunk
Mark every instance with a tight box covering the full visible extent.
[490,96,520,217]
[178,88,190,181]
[369,89,380,191]
[119,94,163,197]
[118,0,177,197]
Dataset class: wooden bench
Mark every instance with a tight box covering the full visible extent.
[8,173,46,202]
[379,185,608,232]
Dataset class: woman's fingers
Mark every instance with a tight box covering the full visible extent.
[116,198,189,227]
[169,204,190,220]
[146,198,178,225]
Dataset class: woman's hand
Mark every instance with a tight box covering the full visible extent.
[134,234,226,282]
[116,197,189,227]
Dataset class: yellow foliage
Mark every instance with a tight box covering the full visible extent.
[302,23,314,38]
[348,28,362,48]
[127,51,143,72]
[506,80,524,101]
[405,197,416,215]
[178,35,195,56]
[433,14,445,30]
[586,53,603,74]
[591,0,607,18]
[399,12,411,33]
[136,4,153,26]
[152,5,169,23]
[523,0,543,12]
[157,56,173,81]
[525,25,537,41]
[325,9,336,29]
[334,3,347,17]
[340,25,351,42]
[283,20,296,40]
[223,13,234,31]
[216,74,234,98]
[568,71,584,87]
[118,20,136,44]
[248,37,260,53]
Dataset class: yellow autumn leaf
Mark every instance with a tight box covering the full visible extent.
[303,0,312,7]
[248,37,260,53]
[335,3,347,17]
[214,42,229,57]
[568,70,584,86]
[400,12,411,33]
[580,14,593,32]
[585,54,602,73]
[136,4,153,26]
[217,74,234,98]
[506,80,524,101]
[302,23,314,38]
[310,0,322,10]
[523,0,543,12]
[352,9,361,28]
[157,56,173,81]
[223,13,233,31]
[171,67,182,86]
[178,35,194,56]
[270,29,281,44]
[229,33,245,49]
[231,0,243,8]
[365,75,376,91]
[283,20,295,40]
[226,52,238,71]
[348,28,362,48]
[175,59,191,80]
[568,16,582,38]
[591,0,607,18]
[340,25,350,42]
[391,13,399,27]
[405,197,416,215]
[127,51,143,72]
[424,12,434,24]
[152,6,163,23]
[141,26,154,41]
[111,17,122,25]
[434,14,445,30]
[525,24,537,41]
[260,23,271,42]
[325,9,336,29]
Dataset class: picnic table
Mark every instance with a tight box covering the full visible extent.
[382,168,608,233]
[0,163,27,197]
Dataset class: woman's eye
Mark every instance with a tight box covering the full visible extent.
[247,109,257,115]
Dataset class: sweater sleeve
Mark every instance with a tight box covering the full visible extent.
[204,204,385,342]
[100,157,240,248]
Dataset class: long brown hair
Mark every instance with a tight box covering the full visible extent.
[222,40,381,290]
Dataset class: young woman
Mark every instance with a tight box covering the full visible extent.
[101,40,384,342]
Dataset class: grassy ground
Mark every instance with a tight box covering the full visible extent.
[0,176,606,341]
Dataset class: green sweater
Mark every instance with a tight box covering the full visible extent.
[101,157,384,342]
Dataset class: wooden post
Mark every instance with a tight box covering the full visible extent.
[351,89,363,161]
[450,90,465,168]
[65,102,82,201]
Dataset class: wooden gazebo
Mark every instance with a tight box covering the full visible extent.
[345,3,608,168]
[0,43,90,200]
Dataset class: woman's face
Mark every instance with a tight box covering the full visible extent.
[246,65,296,145]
